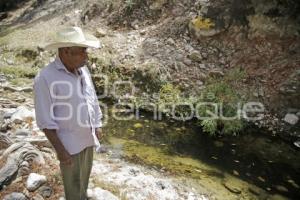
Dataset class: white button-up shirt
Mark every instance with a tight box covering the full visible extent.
[33,57,102,155]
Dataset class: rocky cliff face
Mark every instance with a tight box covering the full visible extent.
[0,0,299,137]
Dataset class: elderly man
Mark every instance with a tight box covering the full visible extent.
[33,27,103,200]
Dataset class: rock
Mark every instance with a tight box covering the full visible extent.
[0,74,7,82]
[188,16,222,38]
[199,64,206,69]
[149,0,167,10]
[275,185,288,193]
[6,59,14,65]
[11,106,34,124]
[258,176,266,182]
[208,70,224,78]
[267,194,289,200]
[20,87,33,92]
[26,173,47,192]
[38,185,53,198]
[3,86,33,93]
[18,161,30,176]
[91,187,119,200]
[283,113,299,125]
[222,181,241,194]
[3,192,27,200]
[0,133,13,149]
[294,141,300,148]
[3,108,17,119]
[87,188,93,198]
[213,141,224,148]
[233,170,239,176]
[32,194,44,200]
[15,129,31,137]
[156,180,167,190]
[248,186,261,195]
[95,28,107,37]
[287,179,300,189]
[253,92,259,98]
[183,58,192,66]
[166,38,175,46]
[188,52,202,62]
[139,30,146,35]
[133,123,143,128]
[20,138,50,148]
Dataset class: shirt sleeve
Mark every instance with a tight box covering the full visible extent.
[33,73,59,130]
[94,96,103,128]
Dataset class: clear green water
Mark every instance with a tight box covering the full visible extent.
[102,110,300,199]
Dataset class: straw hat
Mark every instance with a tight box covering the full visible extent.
[45,27,100,50]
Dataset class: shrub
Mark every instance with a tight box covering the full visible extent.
[0,66,38,78]
[197,69,246,136]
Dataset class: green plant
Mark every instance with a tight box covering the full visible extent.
[159,83,181,103]
[0,66,38,78]
[197,69,246,136]
[201,119,218,135]
[124,0,136,13]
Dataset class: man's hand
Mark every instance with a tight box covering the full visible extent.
[95,128,103,141]
[57,150,73,166]
[43,129,73,166]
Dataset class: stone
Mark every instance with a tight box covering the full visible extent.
[91,187,119,200]
[275,185,288,193]
[6,59,14,65]
[149,0,167,10]
[208,70,224,78]
[248,186,261,195]
[26,173,47,192]
[233,170,239,176]
[133,123,143,128]
[287,179,300,189]
[267,194,289,200]
[188,16,222,38]
[3,108,17,119]
[199,64,206,69]
[20,87,33,92]
[32,194,44,200]
[213,141,224,148]
[294,141,300,148]
[139,30,146,35]
[0,74,7,82]
[183,58,192,66]
[222,181,241,194]
[38,185,53,198]
[283,113,299,125]
[87,188,93,198]
[0,132,13,149]
[95,28,107,37]
[188,52,202,62]
[166,38,175,46]
[11,106,34,124]
[15,129,31,137]
[3,192,27,200]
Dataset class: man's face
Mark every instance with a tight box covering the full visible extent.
[66,47,88,69]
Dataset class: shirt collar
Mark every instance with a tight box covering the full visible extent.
[54,56,70,73]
